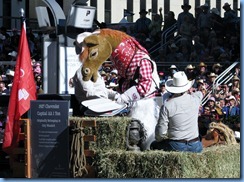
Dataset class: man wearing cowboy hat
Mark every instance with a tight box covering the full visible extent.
[212,63,223,75]
[151,71,206,153]
[134,9,151,37]
[226,95,240,117]
[177,3,195,30]
[196,62,208,81]
[222,2,237,36]
[185,64,196,81]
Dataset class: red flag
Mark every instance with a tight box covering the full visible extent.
[2,20,37,154]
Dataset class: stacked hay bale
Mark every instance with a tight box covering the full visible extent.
[69,117,240,178]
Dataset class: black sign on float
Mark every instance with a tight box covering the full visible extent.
[30,100,69,178]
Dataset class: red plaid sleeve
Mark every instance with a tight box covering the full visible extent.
[137,58,153,97]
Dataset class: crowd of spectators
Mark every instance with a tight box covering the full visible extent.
[96,2,240,134]
[0,26,44,96]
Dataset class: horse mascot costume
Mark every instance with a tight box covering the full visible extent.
[77,28,161,151]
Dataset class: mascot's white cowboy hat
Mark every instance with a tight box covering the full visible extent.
[74,32,92,55]
[165,71,194,94]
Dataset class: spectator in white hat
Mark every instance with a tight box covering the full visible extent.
[8,51,17,61]
[168,64,178,78]
[226,95,239,117]
[107,69,118,86]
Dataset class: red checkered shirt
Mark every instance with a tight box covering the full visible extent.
[120,50,153,97]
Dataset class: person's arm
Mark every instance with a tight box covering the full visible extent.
[155,105,169,141]
[159,7,163,23]
[137,59,153,97]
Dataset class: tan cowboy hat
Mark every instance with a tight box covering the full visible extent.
[100,70,106,76]
[208,72,217,77]
[165,71,194,94]
[198,62,207,67]
[185,64,195,70]
[232,75,240,81]
[197,79,204,84]
[212,63,222,70]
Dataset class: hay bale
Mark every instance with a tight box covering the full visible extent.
[95,144,240,178]
[69,116,130,150]
[69,117,240,178]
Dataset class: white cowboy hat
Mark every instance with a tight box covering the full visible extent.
[165,71,194,94]
[106,82,118,88]
[8,51,17,57]
[76,32,92,44]
[185,64,195,70]
[226,95,236,102]
[6,69,15,77]
[75,32,93,55]
[110,69,118,75]
[168,64,177,69]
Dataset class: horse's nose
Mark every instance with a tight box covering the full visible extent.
[83,67,90,75]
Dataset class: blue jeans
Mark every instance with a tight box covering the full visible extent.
[150,139,203,153]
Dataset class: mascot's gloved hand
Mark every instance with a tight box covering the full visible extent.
[115,86,141,106]
[107,89,117,100]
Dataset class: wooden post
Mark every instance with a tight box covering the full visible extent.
[24,119,31,178]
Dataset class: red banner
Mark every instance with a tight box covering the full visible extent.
[2,20,37,154]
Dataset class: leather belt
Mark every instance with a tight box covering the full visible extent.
[170,137,199,143]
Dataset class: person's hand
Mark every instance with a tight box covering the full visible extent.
[114,86,141,107]
[114,93,130,105]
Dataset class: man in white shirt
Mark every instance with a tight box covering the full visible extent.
[151,71,206,152]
